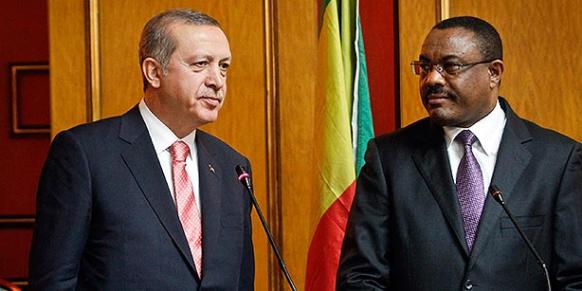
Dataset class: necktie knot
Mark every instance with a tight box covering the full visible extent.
[456,130,477,146]
[170,141,190,162]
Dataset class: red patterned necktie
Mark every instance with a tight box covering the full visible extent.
[170,141,203,277]
[455,130,485,251]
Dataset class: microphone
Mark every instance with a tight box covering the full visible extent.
[235,165,297,291]
[489,185,552,291]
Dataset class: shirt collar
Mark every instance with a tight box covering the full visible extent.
[443,99,507,156]
[138,99,197,154]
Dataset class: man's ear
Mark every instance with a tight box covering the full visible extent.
[142,57,163,88]
[489,59,504,89]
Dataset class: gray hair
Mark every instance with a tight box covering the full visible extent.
[139,9,221,90]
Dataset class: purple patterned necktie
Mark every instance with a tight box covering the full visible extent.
[455,130,485,251]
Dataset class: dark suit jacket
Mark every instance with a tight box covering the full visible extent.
[337,98,582,290]
[29,106,254,290]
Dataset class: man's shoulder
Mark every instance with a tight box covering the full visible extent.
[69,115,123,134]
[51,108,140,153]
[518,117,580,148]
[374,117,436,149]
[52,118,116,145]
[61,106,143,139]
[196,130,248,160]
[502,97,579,147]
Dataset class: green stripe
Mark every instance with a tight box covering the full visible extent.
[354,0,374,176]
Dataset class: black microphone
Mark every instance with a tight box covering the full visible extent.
[235,165,297,291]
[489,185,552,291]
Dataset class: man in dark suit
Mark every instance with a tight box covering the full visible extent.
[337,16,582,290]
[29,9,254,290]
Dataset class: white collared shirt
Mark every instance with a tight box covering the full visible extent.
[138,99,201,211]
[443,100,507,196]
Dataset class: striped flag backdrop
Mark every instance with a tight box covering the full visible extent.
[305,0,374,289]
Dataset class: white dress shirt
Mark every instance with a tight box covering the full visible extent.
[443,100,507,196]
[138,99,201,211]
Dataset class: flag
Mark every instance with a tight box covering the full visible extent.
[305,0,374,289]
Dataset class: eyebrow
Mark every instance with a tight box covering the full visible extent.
[219,56,232,63]
[206,55,232,63]
[183,54,231,64]
[419,54,463,62]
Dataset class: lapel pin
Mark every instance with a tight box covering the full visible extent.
[208,164,215,174]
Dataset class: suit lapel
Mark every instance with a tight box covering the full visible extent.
[412,122,470,255]
[118,107,197,276]
[196,132,223,278]
[468,99,533,267]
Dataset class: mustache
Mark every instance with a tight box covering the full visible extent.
[422,85,455,100]
[198,88,225,99]
[424,85,446,96]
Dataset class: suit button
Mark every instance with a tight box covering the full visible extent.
[464,279,473,290]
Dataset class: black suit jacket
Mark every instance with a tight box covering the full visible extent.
[337,98,582,290]
[29,106,254,290]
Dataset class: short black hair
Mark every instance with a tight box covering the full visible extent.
[433,16,502,61]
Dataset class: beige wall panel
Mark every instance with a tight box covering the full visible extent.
[448,0,581,141]
[49,0,88,137]
[398,0,440,127]
[276,0,318,288]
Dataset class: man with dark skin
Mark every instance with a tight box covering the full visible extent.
[337,16,582,290]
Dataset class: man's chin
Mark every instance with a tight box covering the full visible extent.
[196,112,220,125]
[427,109,455,127]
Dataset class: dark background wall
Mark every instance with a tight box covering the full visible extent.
[0,0,50,285]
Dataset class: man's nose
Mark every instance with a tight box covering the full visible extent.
[423,65,446,86]
[205,66,225,89]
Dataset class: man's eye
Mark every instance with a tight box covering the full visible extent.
[192,61,208,68]
[419,63,431,71]
[220,63,230,71]
[443,63,461,72]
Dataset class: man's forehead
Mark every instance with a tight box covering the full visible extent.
[420,27,480,59]
[170,23,230,52]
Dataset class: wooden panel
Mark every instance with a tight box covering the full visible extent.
[398,0,439,127]
[49,0,89,136]
[1,65,49,216]
[277,0,318,289]
[10,65,50,134]
[0,228,33,278]
[449,0,582,141]
[0,1,50,283]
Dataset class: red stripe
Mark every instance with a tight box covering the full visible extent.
[305,181,356,291]
[361,0,398,134]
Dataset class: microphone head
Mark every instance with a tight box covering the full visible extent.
[235,165,250,182]
[488,184,504,204]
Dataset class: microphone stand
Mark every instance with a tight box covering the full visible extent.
[489,185,552,291]
[236,165,297,291]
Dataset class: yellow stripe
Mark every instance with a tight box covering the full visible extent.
[317,0,356,213]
